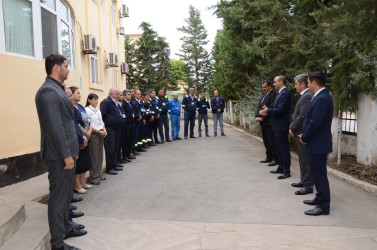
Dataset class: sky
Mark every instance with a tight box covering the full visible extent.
[122,0,223,60]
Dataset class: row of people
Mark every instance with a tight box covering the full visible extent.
[256,72,333,216]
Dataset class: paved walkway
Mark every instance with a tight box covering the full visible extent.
[66,121,377,249]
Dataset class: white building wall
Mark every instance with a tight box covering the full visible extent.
[357,94,377,166]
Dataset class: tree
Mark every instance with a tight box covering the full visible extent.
[124,35,137,88]
[171,59,188,90]
[154,36,174,90]
[177,5,212,95]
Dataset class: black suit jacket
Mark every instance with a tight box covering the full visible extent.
[122,99,136,123]
[255,90,276,126]
[267,87,291,132]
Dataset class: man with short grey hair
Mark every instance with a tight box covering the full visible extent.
[290,74,314,195]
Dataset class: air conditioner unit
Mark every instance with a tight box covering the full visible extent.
[82,34,97,54]
[120,4,129,18]
[108,53,118,67]
[121,62,129,74]
[117,27,125,35]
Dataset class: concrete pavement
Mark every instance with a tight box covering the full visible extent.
[65,120,377,249]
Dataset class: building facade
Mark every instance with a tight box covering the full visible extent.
[0,0,129,186]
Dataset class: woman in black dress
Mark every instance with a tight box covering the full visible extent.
[70,86,93,194]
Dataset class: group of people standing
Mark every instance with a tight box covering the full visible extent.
[256,73,333,216]
[35,54,228,250]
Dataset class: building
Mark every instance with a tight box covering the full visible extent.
[0,0,130,187]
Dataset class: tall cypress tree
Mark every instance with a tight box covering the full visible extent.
[177,5,211,95]
[124,35,137,88]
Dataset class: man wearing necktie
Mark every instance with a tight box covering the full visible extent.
[299,71,333,216]
[255,80,278,166]
[259,75,292,179]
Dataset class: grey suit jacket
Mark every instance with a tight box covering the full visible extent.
[35,77,79,160]
[289,89,313,135]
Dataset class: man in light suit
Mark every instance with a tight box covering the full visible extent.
[35,54,84,250]
[255,80,278,166]
[289,74,314,195]
[300,71,333,216]
[260,75,291,179]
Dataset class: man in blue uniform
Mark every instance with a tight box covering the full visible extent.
[158,89,172,143]
[198,92,210,137]
[150,90,161,144]
[169,92,182,140]
[182,88,198,139]
[211,90,225,136]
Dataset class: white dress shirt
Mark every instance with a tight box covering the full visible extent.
[85,105,104,130]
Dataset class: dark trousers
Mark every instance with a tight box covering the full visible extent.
[198,113,209,135]
[122,122,134,158]
[184,111,196,137]
[117,127,125,162]
[131,121,139,153]
[152,118,159,142]
[45,159,75,248]
[274,131,291,174]
[261,125,277,161]
[158,114,170,141]
[104,126,119,171]
[295,135,313,188]
[308,153,330,209]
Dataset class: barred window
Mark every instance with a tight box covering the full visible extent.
[341,110,357,135]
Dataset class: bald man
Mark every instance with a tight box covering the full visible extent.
[100,88,125,175]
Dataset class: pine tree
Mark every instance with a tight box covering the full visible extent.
[177,5,211,95]
[154,36,174,91]
[124,35,137,88]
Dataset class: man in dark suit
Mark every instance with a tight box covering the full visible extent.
[289,74,314,195]
[35,54,83,250]
[300,72,333,216]
[255,80,278,166]
[260,75,291,179]
[182,88,199,139]
[122,89,137,161]
[100,88,125,175]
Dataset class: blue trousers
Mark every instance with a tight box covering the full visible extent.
[308,153,330,209]
[171,114,181,139]
[213,112,224,134]
[184,111,196,137]
[274,131,291,174]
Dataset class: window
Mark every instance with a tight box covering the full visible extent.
[2,0,34,56]
[341,110,357,135]
[113,68,118,87]
[1,0,75,65]
[91,54,99,83]
[111,0,116,26]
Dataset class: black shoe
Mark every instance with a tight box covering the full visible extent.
[268,160,279,166]
[172,138,176,141]
[295,188,313,195]
[119,159,127,164]
[52,243,81,250]
[70,205,77,211]
[122,157,131,162]
[184,137,188,139]
[303,198,319,206]
[156,141,163,144]
[65,228,87,239]
[71,221,85,230]
[160,140,165,143]
[106,170,118,175]
[166,139,173,142]
[115,163,125,168]
[114,167,123,171]
[277,173,291,179]
[221,132,226,136]
[260,159,272,163]
[270,169,283,174]
[190,136,197,138]
[71,197,83,203]
[291,182,304,188]
[199,134,202,137]
[206,134,210,137]
[304,207,330,216]
[214,133,217,137]
[90,180,100,185]
[128,155,136,160]
[143,144,150,148]
[176,138,182,140]
[100,177,107,180]
[138,148,147,152]
[71,211,84,218]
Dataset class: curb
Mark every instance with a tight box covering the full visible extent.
[224,122,377,197]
